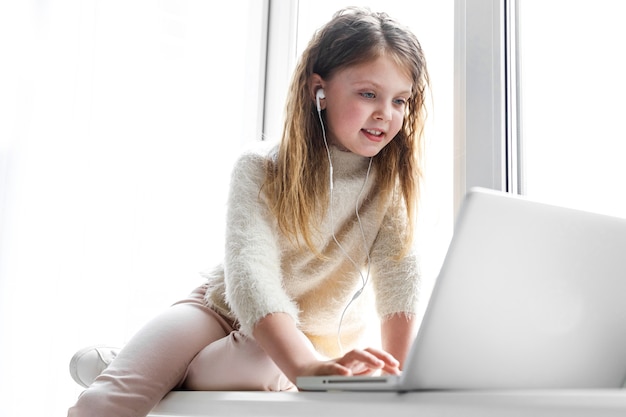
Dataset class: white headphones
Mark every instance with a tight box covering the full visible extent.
[316,88,325,112]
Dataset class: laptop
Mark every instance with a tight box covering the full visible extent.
[297,187,626,391]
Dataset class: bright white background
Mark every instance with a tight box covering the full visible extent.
[0,1,452,416]
[518,0,626,218]
[0,1,266,415]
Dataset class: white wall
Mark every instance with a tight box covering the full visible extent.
[0,1,265,415]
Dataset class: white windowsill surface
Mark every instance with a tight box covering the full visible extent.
[149,390,626,417]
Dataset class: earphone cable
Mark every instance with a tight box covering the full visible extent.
[317,107,373,354]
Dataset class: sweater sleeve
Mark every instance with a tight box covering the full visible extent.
[222,150,300,336]
[369,194,421,318]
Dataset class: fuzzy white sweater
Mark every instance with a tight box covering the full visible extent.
[202,144,421,357]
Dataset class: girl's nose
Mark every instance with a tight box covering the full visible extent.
[373,102,392,121]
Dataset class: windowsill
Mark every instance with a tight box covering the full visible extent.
[149,389,626,416]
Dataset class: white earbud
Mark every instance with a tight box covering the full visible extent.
[316,88,325,112]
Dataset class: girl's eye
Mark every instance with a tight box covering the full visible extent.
[360,92,375,99]
[394,98,408,106]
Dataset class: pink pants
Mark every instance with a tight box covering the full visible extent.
[68,285,295,417]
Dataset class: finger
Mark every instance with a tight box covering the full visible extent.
[363,347,400,367]
[337,349,386,370]
[380,362,401,375]
[327,362,353,376]
[362,347,401,375]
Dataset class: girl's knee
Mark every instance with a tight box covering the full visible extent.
[183,331,295,391]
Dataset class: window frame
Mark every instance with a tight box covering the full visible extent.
[262,0,300,142]
[454,0,521,214]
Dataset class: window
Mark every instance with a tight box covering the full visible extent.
[458,0,626,220]
[517,0,626,218]
[0,1,265,415]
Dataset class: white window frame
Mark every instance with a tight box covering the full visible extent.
[262,0,300,142]
[454,0,521,214]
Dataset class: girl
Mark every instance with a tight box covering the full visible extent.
[68,6,429,417]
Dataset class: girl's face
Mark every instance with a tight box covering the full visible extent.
[317,55,413,157]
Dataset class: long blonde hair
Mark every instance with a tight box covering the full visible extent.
[264,7,430,255]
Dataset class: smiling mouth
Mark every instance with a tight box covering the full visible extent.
[363,128,384,141]
[364,129,382,136]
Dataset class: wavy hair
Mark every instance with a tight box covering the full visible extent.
[264,7,430,255]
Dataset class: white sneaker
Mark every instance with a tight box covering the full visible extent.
[69,345,120,388]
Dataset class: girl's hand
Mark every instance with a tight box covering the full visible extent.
[252,313,404,383]
[300,347,401,378]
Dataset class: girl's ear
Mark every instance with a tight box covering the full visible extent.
[308,73,325,108]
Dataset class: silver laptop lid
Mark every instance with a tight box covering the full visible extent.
[403,188,626,390]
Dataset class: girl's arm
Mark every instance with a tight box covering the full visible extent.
[380,313,417,369]
[253,312,400,383]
